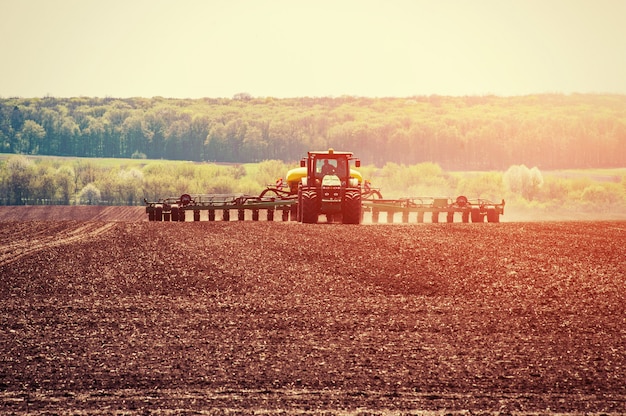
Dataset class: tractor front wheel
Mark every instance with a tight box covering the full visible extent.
[342,190,361,224]
[300,190,319,224]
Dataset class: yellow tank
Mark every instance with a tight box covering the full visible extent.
[349,168,363,184]
[286,167,307,190]
[286,166,363,194]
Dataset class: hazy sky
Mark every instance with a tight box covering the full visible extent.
[1,0,625,98]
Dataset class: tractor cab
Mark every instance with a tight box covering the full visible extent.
[301,148,360,187]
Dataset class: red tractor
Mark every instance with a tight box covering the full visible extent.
[293,149,363,224]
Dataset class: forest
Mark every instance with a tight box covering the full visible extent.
[1,93,625,170]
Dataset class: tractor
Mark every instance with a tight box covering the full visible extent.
[290,149,363,224]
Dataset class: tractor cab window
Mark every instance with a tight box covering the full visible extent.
[335,158,348,178]
[318,159,336,176]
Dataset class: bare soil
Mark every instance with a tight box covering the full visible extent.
[0,205,146,222]
[1,206,625,415]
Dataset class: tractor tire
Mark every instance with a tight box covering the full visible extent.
[471,208,483,223]
[179,209,186,222]
[171,207,179,222]
[155,206,163,221]
[342,190,361,224]
[300,190,319,224]
[487,208,500,223]
[290,204,298,221]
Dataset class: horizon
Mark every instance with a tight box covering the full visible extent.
[3,92,626,101]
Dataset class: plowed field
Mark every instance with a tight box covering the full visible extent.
[1,207,625,415]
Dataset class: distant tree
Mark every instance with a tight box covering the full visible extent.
[10,106,25,131]
[233,92,252,101]
[79,183,101,205]
[142,166,172,202]
[122,114,152,158]
[4,156,34,204]
[503,164,543,201]
[55,165,76,204]
[456,172,504,200]
[58,117,80,156]
[117,168,144,205]
[528,167,545,200]
[31,165,57,204]
[207,176,237,194]
[19,120,46,154]
[579,183,625,211]
[9,106,24,153]
[255,159,291,187]
[81,116,106,157]
[96,171,118,205]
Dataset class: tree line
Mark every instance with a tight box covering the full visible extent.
[1,155,624,219]
[1,94,625,170]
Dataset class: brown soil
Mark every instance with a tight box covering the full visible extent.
[0,205,146,222]
[0,207,625,415]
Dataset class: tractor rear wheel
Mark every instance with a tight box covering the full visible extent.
[342,190,361,224]
[155,206,163,221]
[300,190,319,224]
[171,207,179,222]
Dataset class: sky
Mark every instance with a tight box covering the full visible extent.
[1,0,625,99]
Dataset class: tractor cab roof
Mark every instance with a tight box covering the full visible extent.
[308,148,354,158]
